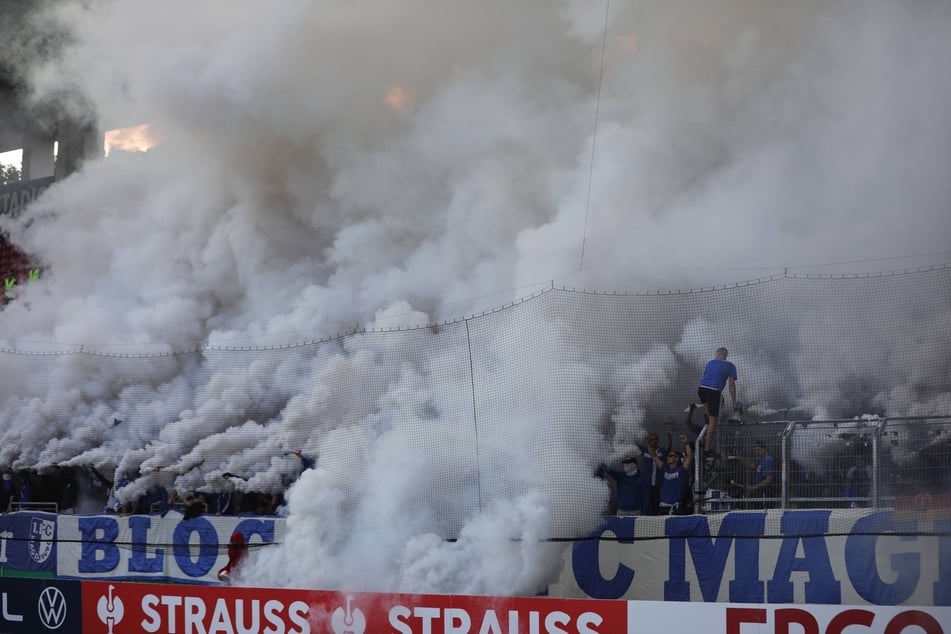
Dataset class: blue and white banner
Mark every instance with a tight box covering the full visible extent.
[0,512,58,573]
[56,512,286,584]
[551,509,951,606]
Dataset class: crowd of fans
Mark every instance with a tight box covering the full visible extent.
[598,428,698,517]
[598,405,951,516]
[0,450,316,518]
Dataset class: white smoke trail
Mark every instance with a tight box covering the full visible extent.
[0,0,949,594]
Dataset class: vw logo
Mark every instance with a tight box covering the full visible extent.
[38,586,67,630]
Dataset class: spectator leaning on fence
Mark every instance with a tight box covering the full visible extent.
[731,442,777,507]
[844,456,872,508]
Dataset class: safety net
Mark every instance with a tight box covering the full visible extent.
[0,266,949,541]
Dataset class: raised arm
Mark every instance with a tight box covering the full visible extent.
[729,454,755,469]
[681,435,693,470]
[651,449,664,470]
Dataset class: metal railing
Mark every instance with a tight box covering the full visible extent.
[9,501,58,513]
[694,416,950,513]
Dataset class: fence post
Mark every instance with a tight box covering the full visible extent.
[694,426,708,512]
[781,422,795,510]
[871,418,885,509]
[463,317,483,514]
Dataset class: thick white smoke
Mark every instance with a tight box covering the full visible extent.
[0,0,950,594]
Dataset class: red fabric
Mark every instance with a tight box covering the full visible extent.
[219,531,247,577]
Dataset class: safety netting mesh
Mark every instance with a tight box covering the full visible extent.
[0,266,949,540]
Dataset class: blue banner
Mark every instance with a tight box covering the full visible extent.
[0,512,57,573]
[57,512,285,584]
[561,510,951,606]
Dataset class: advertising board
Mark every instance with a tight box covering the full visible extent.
[0,577,81,634]
[80,580,628,634]
[77,581,951,634]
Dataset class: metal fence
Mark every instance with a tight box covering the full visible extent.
[695,416,951,513]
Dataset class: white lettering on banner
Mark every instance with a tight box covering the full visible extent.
[1,593,23,623]
[388,605,603,634]
[0,531,12,562]
[140,593,310,634]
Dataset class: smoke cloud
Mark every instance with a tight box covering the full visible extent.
[1,0,950,593]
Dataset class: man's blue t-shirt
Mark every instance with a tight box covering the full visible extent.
[699,358,738,390]
[660,465,688,506]
[754,454,775,486]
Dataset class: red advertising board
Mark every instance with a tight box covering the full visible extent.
[81,580,627,634]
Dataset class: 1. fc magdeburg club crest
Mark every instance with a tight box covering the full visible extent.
[29,517,55,564]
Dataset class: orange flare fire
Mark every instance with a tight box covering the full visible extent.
[383,85,415,113]
[104,124,159,157]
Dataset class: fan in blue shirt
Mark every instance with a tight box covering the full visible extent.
[697,347,738,459]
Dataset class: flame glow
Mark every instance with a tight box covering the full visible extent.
[383,84,415,113]
[104,124,158,157]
